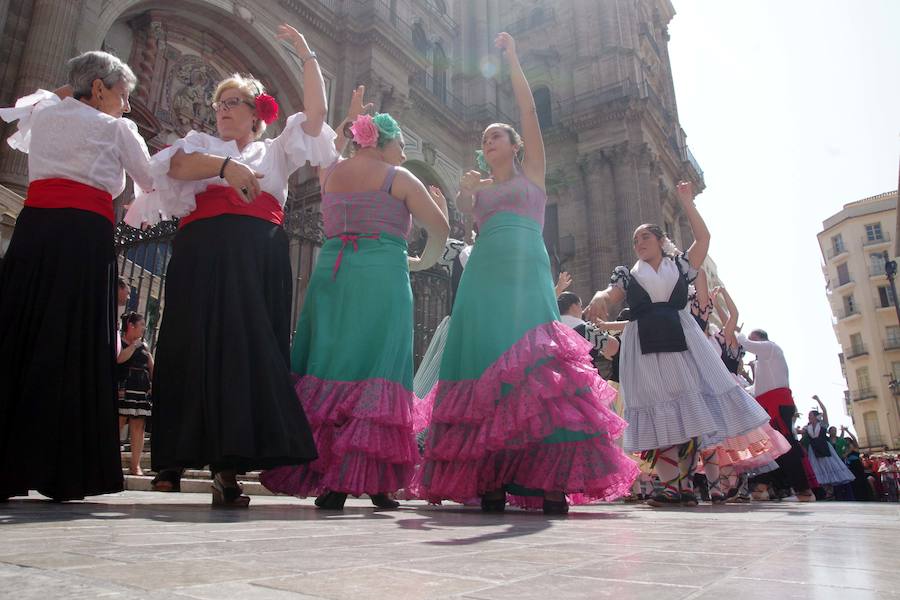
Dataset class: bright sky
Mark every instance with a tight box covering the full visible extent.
[668,0,900,431]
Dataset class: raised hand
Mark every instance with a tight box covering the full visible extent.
[555,271,573,296]
[276,24,314,58]
[460,170,491,195]
[676,180,694,205]
[494,32,518,61]
[347,85,374,121]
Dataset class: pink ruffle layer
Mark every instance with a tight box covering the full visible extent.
[706,423,792,471]
[412,321,639,505]
[260,377,418,497]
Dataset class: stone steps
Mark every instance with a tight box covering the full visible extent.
[122,474,275,496]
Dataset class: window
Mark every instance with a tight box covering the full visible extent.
[888,326,900,348]
[863,411,882,445]
[865,223,884,243]
[856,366,871,391]
[843,294,856,315]
[433,42,448,103]
[878,286,895,308]
[892,361,900,382]
[870,252,886,275]
[849,333,864,355]
[831,233,845,254]
[533,86,552,129]
[412,23,429,56]
[836,262,850,286]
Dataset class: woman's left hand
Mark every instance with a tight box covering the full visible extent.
[408,256,424,272]
[277,24,313,58]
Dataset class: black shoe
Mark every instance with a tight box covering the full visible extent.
[542,498,569,515]
[315,491,348,510]
[480,491,506,513]
[370,494,400,509]
[680,492,698,507]
[646,490,681,507]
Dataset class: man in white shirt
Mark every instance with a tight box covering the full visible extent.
[738,329,814,501]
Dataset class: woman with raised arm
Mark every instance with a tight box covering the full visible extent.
[585,182,770,507]
[801,396,854,492]
[125,25,339,508]
[261,109,449,510]
[0,51,154,501]
[415,33,637,515]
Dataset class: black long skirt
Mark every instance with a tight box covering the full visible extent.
[151,215,317,473]
[0,207,123,500]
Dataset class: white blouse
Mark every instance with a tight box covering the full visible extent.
[0,90,154,197]
[125,113,340,227]
[631,256,685,303]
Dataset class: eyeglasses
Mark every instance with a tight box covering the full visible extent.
[211,97,255,112]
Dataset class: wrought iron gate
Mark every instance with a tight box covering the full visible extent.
[114,202,451,366]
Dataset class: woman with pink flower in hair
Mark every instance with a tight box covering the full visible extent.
[260,108,449,510]
[125,25,340,508]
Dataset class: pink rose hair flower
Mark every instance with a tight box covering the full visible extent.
[350,114,379,148]
[255,93,279,125]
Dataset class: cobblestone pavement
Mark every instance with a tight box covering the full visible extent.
[1,492,898,599]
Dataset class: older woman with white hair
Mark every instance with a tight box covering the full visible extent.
[126,24,342,507]
[0,50,154,501]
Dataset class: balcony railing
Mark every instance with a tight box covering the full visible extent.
[885,337,900,351]
[826,245,848,259]
[862,232,891,247]
[685,147,703,181]
[505,7,557,36]
[845,344,868,359]
[409,70,467,119]
[837,307,861,320]
[850,387,877,401]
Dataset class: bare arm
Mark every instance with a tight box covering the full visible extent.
[813,395,829,426]
[117,339,143,364]
[496,32,545,188]
[456,170,491,214]
[555,271,572,297]
[585,286,626,321]
[277,25,327,136]
[168,150,264,201]
[676,181,710,270]
[393,168,450,271]
[737,334,776,359]
[333,85,373,155]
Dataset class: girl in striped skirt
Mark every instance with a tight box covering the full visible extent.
[586,181,771,507]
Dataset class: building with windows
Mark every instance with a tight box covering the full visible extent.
[818,190,900,450]
[0,0,705,359]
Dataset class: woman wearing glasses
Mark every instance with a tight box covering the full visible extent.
[126,24,340,508]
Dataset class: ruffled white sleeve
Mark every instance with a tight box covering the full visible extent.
[269,112,340,173]
[0,89,61,152]
[125,131,216,227]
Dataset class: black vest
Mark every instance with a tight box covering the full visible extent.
[626,261,689,354]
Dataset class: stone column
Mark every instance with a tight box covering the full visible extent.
[0,0,83,191]
[609,142,642,267]
[579,150,620,292]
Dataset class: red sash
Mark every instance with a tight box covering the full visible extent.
[179,185,284,228]
[755,387,796,437]
[25,178,114,223]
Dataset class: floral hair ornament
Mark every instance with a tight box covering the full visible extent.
[372,113,401,146]
[475,150,491,174]
[350,114,379,148]
[254,93,279,125]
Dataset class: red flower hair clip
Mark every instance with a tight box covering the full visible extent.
[254,93,279,125]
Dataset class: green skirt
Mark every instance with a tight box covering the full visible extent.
[414,213,637,505]
[260,233,420,497]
